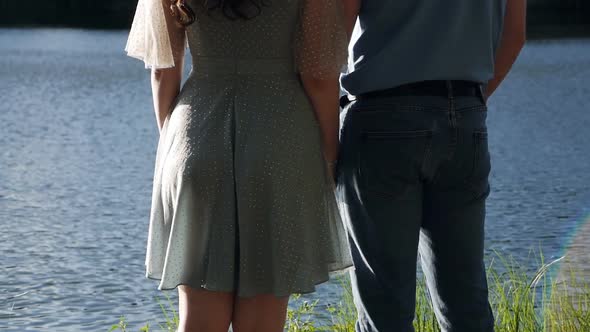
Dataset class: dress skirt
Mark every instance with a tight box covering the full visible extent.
[145,58,353,297]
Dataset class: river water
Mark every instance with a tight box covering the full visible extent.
[0,29,589,331]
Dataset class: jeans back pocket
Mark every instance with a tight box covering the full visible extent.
[359,130,432,198]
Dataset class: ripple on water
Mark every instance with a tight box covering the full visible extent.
[0,30,589,330]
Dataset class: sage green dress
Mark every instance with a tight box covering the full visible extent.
[128,0,352,297]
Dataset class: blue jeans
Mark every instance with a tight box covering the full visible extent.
[336,89,495,332]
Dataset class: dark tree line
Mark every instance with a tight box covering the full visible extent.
[0,0,137,29]
[0,0,588,33]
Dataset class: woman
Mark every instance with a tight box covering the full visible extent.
[125,0,353,331]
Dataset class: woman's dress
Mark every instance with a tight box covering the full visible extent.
[126,0,352,297]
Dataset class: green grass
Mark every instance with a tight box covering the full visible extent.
[109,254,590,332]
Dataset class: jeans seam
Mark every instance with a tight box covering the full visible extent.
[456,105,488,113]
[419,136,433,181]
[469,135,482,184]
[361,130,433,139]
[354,105,428,112]
[350,103,448,113]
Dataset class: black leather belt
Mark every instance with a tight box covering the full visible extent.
[341,80,484,108]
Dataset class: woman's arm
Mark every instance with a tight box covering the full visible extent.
[151,61,184,131]
[298,0,353,175]
[151,1,187,132]
[341,0,361,38]
[485,0,527,99]
[300,74,341,166]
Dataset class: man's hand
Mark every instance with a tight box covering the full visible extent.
[486,0,527,99]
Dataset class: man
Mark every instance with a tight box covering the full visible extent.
[337,1,526,331]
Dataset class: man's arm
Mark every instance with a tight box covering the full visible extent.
[341,0,361,39]
[485,0,527,99]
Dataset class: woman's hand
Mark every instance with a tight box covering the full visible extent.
[300,74,341,183]
[322,129,339,181]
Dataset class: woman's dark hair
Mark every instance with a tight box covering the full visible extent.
[171,0,269,26]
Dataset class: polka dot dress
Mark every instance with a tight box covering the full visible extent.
[141,0,352,297]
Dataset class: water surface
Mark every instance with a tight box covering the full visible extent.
[0,29,589,331]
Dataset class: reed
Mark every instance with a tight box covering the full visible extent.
[109,253,590,332]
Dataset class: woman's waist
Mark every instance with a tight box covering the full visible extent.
[178,65,311,109]
[190,56,297,76]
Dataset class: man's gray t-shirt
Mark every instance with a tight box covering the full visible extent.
[340,0,507,95]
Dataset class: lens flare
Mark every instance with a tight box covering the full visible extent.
[556,209,590,283]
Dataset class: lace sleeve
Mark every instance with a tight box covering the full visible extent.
[125,0,187,69]
[295,0,348,78]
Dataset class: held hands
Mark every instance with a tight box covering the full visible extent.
[323,136,339,184]
[325,159,338,184]
[322,125,340,182]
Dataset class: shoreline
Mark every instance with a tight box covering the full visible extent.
[0,5,589,39]
[527,25,590,39]
[1,24,590,41]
